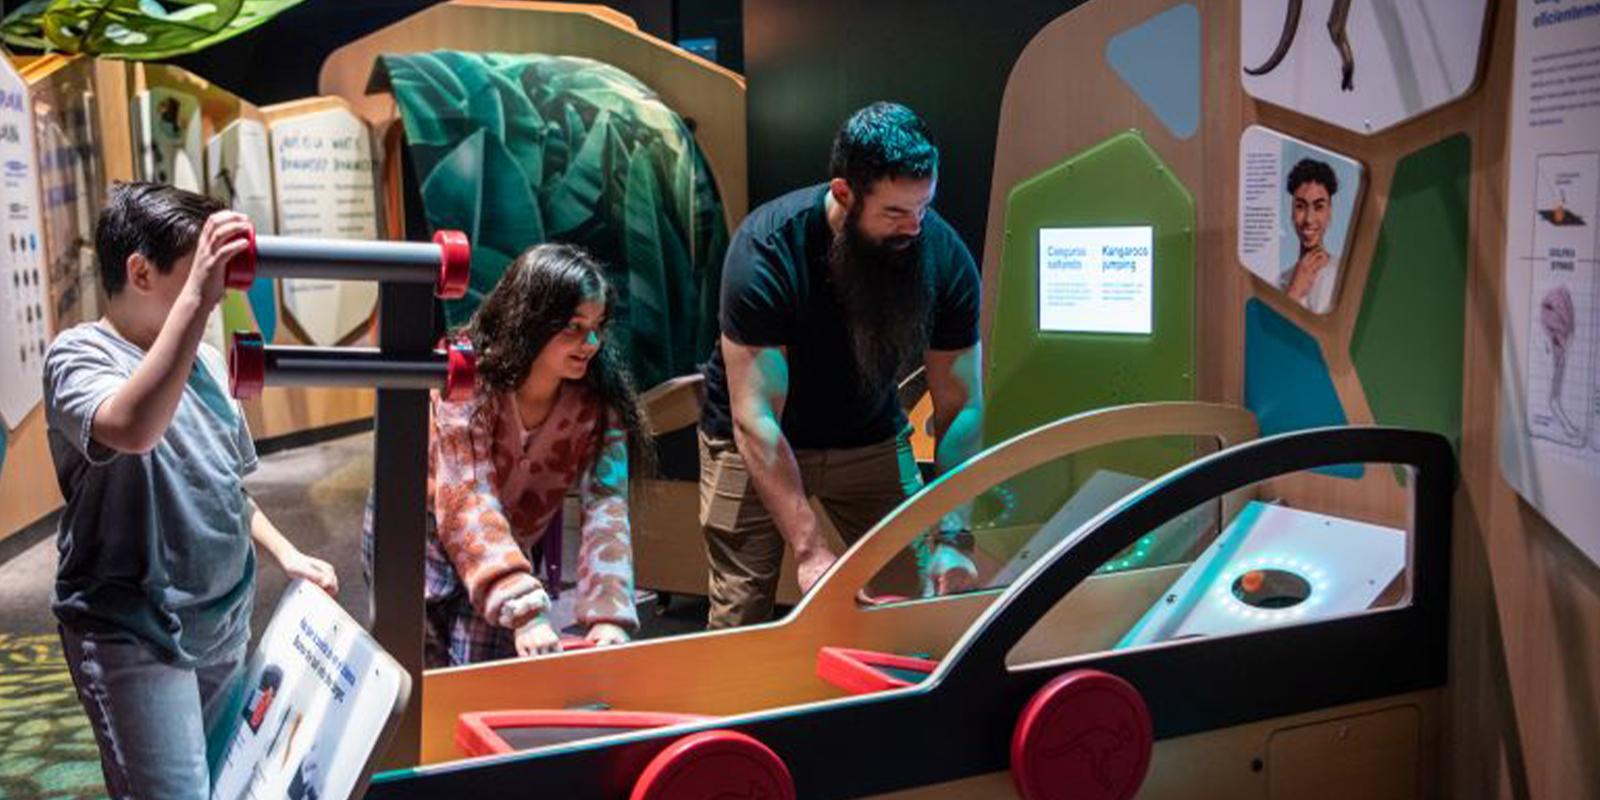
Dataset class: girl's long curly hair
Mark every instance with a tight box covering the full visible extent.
[464,243,653,477]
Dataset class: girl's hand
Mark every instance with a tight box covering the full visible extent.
[515,614,562,657]
[586,622,631,647]
[281,550,339,596]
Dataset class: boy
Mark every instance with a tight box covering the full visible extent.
[44,182,337,798]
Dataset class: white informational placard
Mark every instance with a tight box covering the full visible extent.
[1118,502,1406,649]
[1237,125,1363,315]
[212,580,409,800]
[0,58,49,430]
[33,58,103,331]
[131,88,224,351]
[1037,226,1154,334]
[1240,0,1490,135]
[130,88,204,192]
[269,108,379,346]
[209,118,278,232]
[1498,0,1600,565]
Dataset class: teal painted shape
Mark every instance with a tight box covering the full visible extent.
[1244,299,1362,479]
[247,279,277,342]
[0,424,7,481]
[1105,3,1201,139]
[986,131,1196,532]
[1351,135,1470,452]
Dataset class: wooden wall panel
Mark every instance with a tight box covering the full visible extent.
[982,1,1598,797]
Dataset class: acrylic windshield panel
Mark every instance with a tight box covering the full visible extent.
[1037,225,1154,335]
[1003,460,1416,670]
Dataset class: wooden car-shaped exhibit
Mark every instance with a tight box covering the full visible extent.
[399,401,1257,760]
[368,423,1451,799]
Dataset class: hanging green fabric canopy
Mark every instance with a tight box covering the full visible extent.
[381,51,729,390]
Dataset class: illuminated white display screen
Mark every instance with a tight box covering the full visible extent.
[1038,226,1154,334]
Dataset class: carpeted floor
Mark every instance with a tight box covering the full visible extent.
[0,430,706,799]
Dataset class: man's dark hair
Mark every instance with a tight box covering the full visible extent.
[1286,158,1338,196]
[829,102,939,196]
[95,181,224,296]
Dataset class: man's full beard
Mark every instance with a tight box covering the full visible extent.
[828,207,933,396]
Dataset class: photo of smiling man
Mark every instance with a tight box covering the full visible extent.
[1236,126,1363,316]
[1279,158,1341,313]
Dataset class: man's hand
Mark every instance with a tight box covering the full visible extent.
[515,614,562,657]
[186,211,253,309]
[1286,247,1330,302]
[586,622,630,647]
[281,550,339,596]
[923,543,978,597]
[795,545,839,593]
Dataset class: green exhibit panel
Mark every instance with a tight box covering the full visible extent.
[1351,135,1471,451]
[984,131,1196,545]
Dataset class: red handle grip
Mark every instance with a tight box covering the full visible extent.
[434,230,471,299]
[229,331,266,400]
[444,344,477,401]
[223,225,258,291]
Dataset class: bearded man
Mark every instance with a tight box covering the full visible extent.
[697,102,984,629]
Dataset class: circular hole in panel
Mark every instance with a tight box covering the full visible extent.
[1231,568,1312,609]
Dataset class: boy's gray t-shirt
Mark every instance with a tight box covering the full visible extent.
[44,322,257,667]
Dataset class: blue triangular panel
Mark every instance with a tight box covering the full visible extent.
[1105,3,1201,139]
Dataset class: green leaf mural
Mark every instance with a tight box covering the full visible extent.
[383,52,729,390]
[2,0,305,59]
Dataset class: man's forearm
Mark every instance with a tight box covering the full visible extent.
[933,402,983,530]
[732,415,824,555]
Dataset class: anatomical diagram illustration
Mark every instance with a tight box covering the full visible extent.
[1540,285,1583,440]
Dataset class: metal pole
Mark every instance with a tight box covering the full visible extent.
[370,280,433,768]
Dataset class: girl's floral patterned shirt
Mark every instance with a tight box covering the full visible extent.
[428,381,637,632]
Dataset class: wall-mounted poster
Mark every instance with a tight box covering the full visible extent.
[0,57,49,430]
[211,580,409,800]
[1239,0,1490,135]
[268,106,379,346]
[1499,0,1600,565]
[1237,125,1363,315]
[130,88,203,191]
[32,58,105,331]
[209,117,279,342]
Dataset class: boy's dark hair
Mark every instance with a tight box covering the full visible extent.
[96,182,224,296]
[1286,158,1339,196]
[829,102,939,196]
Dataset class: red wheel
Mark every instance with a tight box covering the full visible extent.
[1010,669,1152,800]
[630,730,794,800]
[230,331,265,400]
[444,344,476,401]
[433,229,471,299]
[224,224,258,291]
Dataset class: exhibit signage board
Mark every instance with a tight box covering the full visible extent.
[1038,226,1154,334]
[211,580,409,800]
[1237,125,1363,315]
[33,59,103,331]
[269,107,379,346]
[0,57,48,430]
[1498,0,1600,565]
[209,118,278,233]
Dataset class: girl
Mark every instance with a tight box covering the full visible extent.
[366,243,648,666]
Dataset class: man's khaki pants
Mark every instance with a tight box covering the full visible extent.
[699,427,924,628]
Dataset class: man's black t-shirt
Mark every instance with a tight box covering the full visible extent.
[700,184,980,449]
